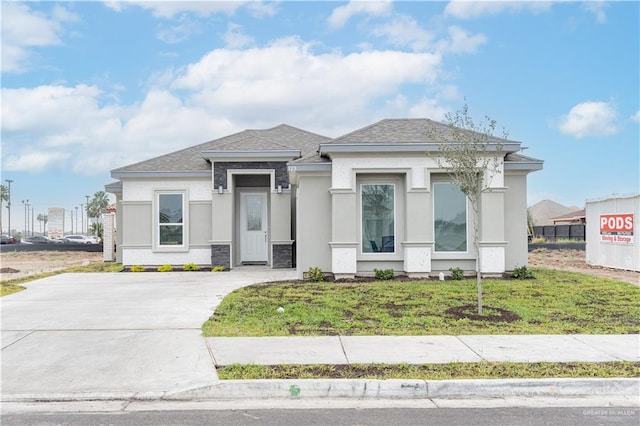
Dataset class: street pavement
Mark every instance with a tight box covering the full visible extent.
[1,270,638,403]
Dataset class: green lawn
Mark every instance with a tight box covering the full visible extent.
[203,268,640,336]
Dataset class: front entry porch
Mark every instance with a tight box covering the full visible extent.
[210,167,294,270]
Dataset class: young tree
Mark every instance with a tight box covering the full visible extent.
[429,103,507,315]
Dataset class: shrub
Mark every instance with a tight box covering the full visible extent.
[183,263,200,271]
[158,264,173,272]
[130,265,146,272]
[374,268,394,280]
[307,267,324,282]
[512,265,535,279]
[449,267,464,280]
[212,265,225,272]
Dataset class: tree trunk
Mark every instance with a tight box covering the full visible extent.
[472,191,483,315]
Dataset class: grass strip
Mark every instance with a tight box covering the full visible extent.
[217,361,640,380]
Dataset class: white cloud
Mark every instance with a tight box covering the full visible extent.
[155,15,202,44]
[631,111,640,123]
[172,37,442,108]
[245,1,279,18]
[583,1,608,24]
[372,15,434,51]
[371,15,485,55]
[557,101,619,138]
[438,26,487,53]
[223,23,254,48]
[444,0,553,19]
[2,151,71,173]
[1,2,77,73]
[2,38,448,175]
[104,1,244,18]
[328,0,392,28]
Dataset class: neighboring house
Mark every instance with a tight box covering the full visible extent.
[106,119,543,278]
[551,209,586,224]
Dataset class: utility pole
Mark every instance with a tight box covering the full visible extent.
[85,195,90,233]
[80,203,84,235]
[5,179,12,235]
[22,200,29,238]
[75,206,79,235]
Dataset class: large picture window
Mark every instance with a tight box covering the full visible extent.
[434,182,467,252]
[361,184,395,253]
[158,193,184,246]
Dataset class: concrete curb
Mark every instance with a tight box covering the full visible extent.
[165,378,639,400]
[3,378,637,403]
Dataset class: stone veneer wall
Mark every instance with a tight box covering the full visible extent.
[214,162,289,190]
[211,244,231,269]
[273,244,293,268]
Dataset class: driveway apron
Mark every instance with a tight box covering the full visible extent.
[1,270,296,398]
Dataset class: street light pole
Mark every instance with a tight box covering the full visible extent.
[85,195,90,234]
[22,200,29,238]
[75,206,79,235]
[5,179,12,235]
[80,203,84,235]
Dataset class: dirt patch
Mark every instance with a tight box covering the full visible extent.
[528,249,639,286]
[0,251,102,281]
[445,305,521,322]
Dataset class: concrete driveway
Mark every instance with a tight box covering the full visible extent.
[1,269,296,399]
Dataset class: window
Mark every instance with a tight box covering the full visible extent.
[361,184,395,253]
[158,193,184,246]
[434,182,467,252]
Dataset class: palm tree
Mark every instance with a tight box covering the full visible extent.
[87,191,110,220]
[37,213,45,235]
[90,222,104,239]
[36,214,48,236]
[0,184,8,234]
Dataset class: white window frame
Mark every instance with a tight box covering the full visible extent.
[359,182,397,255]
[432,181,470,255]
[154,190,188,252]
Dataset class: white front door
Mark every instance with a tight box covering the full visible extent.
[240,192,268,263]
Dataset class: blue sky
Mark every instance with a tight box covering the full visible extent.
[1,0,639,233]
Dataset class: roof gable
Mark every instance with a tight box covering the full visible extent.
[111,124,329,175]
[323,118,519,145]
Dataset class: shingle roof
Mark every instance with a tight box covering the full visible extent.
[112,124,330,173]
[323,118,518,145]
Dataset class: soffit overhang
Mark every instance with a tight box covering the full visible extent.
[319,142,521,157]
[201,150,301,162]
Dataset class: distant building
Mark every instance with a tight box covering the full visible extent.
[551,209,586,224]
[47,207,65,239]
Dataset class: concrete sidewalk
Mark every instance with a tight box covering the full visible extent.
[207,334,640,366]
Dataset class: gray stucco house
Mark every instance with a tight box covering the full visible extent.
[106,119,542,278]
